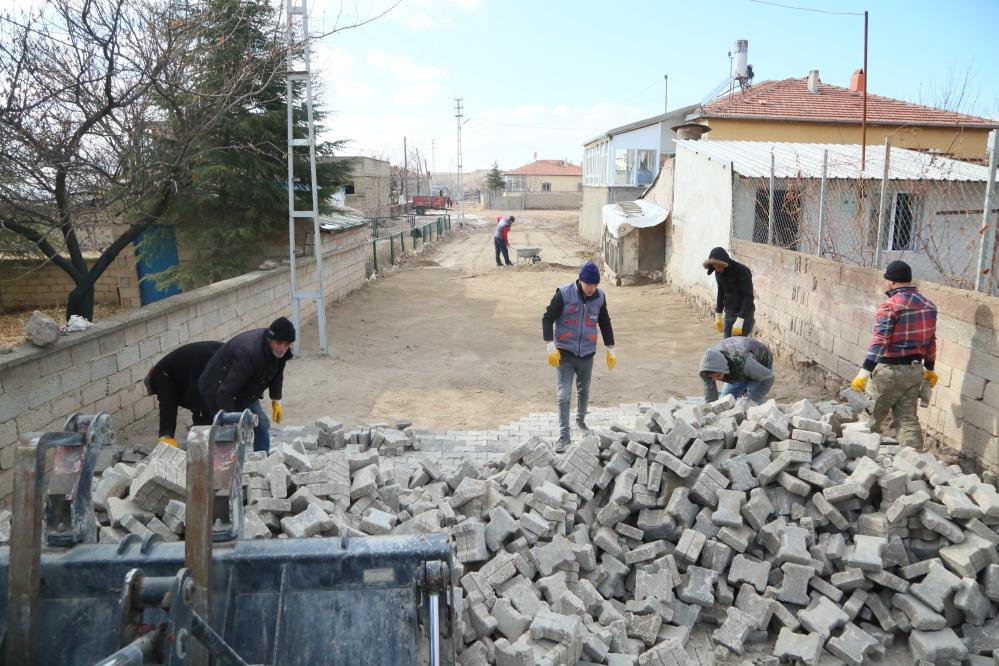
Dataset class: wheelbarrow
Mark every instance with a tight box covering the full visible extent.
[515,247,542,264]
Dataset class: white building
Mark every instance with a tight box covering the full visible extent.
[666,139,993,296]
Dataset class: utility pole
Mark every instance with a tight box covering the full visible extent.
[455,98,464,227]
[431,139,436,174]
[861,10,869,170]
[403,136,408,204]
[664,74,669,113]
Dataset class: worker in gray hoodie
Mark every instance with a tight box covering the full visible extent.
[699,337,775,404]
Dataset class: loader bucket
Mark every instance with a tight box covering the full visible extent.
[0,534,456,665]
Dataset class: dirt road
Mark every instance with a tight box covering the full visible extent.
[283,209,828,430]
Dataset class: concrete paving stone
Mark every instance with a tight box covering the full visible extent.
[954,577,991,626]
[778,563,814,606]
[892,593,947,630]
[843,535,887,571]
[826,623,879,666]
[772,628,823,666]
[910,560,962,612]
[678,566,719,607]
[728,554,771,593]
[939,533,998,577]
[797,595,849,638]
[934,485,983,520]
[711,607,757,654]
[908,628,968,664]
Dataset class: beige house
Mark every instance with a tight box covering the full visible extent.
[325,156,392,218]
[504,159,582,193]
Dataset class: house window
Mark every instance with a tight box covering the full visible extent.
[869,192,917,251]
[752,187,801,250]
[615,149,631,186]
[541,182,552,192]
[636,150,656,186]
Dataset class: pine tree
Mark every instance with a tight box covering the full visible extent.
[486,161,506,192]
[154,0,352,290]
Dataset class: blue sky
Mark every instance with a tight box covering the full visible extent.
[315,0,998,171]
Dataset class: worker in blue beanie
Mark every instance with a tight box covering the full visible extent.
[542,260,616,452]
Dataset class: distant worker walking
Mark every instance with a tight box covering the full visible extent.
[543,260,616,452]
[850,260,937,449]
[699,337,774,404]
[703,247,755,338]
[199,317,296,453]
[144,340,224,447]
[494,215,515,267]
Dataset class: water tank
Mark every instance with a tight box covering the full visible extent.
[732,40,749,78]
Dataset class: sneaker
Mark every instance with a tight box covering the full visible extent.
[576,422,591,435]
[554,436,572,453]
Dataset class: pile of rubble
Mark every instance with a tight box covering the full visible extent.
[89,396,999,665]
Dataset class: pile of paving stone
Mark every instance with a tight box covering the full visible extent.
[88,396,999,666]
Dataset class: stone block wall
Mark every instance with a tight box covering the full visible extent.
[0,253,142,313]
[0,226,369,506]
[721,238,999,471]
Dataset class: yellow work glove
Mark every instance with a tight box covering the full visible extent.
[607,347,616,371]
[924,370,938,388]
[158,436,178,448]
[732,317,745,336]
[546,342,561,368]
[851,369,871,393]
[715,315,723,332]
[271,400,283,424]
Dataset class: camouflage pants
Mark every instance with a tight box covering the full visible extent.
[863,363,924,449]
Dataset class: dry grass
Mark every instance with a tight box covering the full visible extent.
[0,303,123,347]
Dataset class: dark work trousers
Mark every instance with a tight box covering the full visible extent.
[494,237,512,266]
[153,370,214,438]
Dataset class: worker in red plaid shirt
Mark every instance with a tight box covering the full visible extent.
[850,260,938,448]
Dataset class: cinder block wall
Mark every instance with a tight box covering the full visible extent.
[0,226,369,506]
[723,239,999,471]
[0,254,142,312]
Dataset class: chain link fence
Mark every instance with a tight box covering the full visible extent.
[740,142,998,293]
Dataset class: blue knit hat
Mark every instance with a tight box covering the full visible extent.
[579,260,600,284]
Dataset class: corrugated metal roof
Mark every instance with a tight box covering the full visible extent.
[675,139,992,181]
[318,210,368,231]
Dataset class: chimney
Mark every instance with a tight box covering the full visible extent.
[850,69,866,93]
[807,70,820,93]
[671,123,711,141]
[533,152,537,160]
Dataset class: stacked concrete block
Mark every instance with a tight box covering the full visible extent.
[105,397,999,665]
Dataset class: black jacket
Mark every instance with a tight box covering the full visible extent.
[542,281,615,351]
[708,248,755,317]
[198,329,292,413]
[145,341,224,407]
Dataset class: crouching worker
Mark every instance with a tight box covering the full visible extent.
[199,317,295,453]
[699,337,775,404]
[144,340,224,447]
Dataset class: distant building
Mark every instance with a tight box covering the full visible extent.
[503,159,582,193]
[580,105,698,243]
[325,156,392,218]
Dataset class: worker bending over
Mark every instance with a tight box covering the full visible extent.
[199,317,296,453]
[543,260,616,452]
[851,260,937,449]
[144,340,223,447]
[699,337,775,404]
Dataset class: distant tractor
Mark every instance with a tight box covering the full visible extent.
[411,195,452,215]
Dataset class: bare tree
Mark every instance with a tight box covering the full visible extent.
[0,0,289,319]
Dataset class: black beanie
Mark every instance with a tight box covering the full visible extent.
[267,316,296,342]
[883,260,912,283]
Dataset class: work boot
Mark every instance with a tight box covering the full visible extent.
[576,421,591,436]
[554,436,572,453]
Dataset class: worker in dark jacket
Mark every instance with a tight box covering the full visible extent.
[703,247,755,338]
[542,261,615,452]
[144,340,224,447]
[198,317,296,453]
[699,337,775,404]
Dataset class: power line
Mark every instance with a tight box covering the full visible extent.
[745,0,865,16]
[470,117,606,132]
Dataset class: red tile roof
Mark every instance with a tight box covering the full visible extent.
[697,77,998,128]
[504,159,582,177]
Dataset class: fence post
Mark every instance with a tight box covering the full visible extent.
[976,130,999,293]
[767,150,775,245]
[400,230,405,253]
[817,149,828,257]
[875,136,892,267]
[372,239,378,273]
[390,234,395,265]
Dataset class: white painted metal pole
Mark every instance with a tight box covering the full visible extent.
[875,137,892,267]
[817,149,828,256]
[976,130,999,293]
[767,150,775,245]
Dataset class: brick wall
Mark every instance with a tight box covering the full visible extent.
[0,225,369,506]
[719,238,999,471]
[0,253,142,312]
